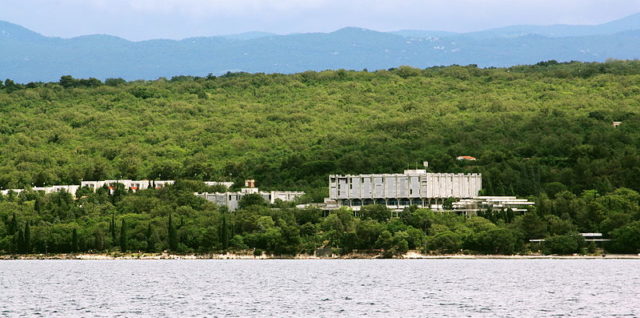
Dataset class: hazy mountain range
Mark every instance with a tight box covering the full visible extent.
[2,13,640,82]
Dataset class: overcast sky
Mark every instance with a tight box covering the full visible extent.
[2,0,640,41]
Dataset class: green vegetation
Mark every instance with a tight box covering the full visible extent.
[1,60,640,256]
[1,182,638,255]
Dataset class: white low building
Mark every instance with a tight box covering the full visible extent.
[32,185,80,195]
[1,179,234,198]
[452,196,535,214]
[196,180,305,211]
[204,181,234,189]
[1,186,79,196]
[80,180,175,193]
[0,189,24,196]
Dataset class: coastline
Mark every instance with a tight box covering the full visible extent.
[2,251,639,260]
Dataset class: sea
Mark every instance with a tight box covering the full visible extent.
[1,259,638,317]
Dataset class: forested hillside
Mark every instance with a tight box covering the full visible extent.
[1,61,640,255]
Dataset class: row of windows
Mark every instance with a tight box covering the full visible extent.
[340,198,428,206]
[226,194,272,200]
[340,185,416,194]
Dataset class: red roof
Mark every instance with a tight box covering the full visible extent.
[457,156,477,160]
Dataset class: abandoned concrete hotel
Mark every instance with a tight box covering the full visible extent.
[313,162,534,214]
[329,169,482,209]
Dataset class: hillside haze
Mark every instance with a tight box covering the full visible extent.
[2,14,640,82]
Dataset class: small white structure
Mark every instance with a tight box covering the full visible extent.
[0,189,24,196]
[32,185,80,196]
[204,181,234,189]
[580,233,610,242]
[196,180,304,211]
[453,196,535,214]
[1,186,79,197]
[530,233,610,243]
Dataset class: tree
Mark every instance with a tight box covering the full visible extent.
[404,208,432,232]
[279,223,301,255]
[168,214,178,251]
[15,229,24,254]
[360,205,391,222]
[24,222,30,254]
[544,182,568,198]
[543,233,584,255]
[405,227,426,249]
[59,75,76,88]
[517,213,547,240]
[426,231,462,254]
[8,213,17,235]
[35,196,44,213]
[105,78,126,86]
[608,221,640,253]
[375,230,397,257]
[110,183,127,204]
[109,214,117,247]
[146,223,155,252]
[72,228,79,253]
[355,219,384,249]
[294,208,322,225]
[442,198,455,210]
[545,215,576,235]
[93,230,105,251]
[388,231,410,257]
[199,226,219,252]
[3,79,19,92]
[465,228,519,255]
[219,213,230,251]
[119,219,127,252]
[238,193,267,209]
[229,235,248,250]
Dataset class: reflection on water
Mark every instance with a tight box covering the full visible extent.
[1,259,638,317]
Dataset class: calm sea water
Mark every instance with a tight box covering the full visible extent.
[0,259,638,317]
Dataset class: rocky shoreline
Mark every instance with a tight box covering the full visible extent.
[2,251,639,260]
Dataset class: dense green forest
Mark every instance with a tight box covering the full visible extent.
[1,60,640,255]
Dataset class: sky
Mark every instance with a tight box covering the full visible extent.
[2,0,640,41]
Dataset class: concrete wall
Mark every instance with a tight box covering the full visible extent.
[196,189,305,211]
[204,181,234,189]
[329,171,481,200]
[80,180,175,192]
[1,180,234,199]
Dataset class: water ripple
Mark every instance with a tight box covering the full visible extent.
[0,259,638,317]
